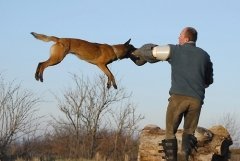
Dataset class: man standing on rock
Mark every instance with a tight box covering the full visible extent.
[130,27,214,161]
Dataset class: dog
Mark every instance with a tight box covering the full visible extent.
[31,32,136,89]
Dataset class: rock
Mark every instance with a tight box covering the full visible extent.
[138,124,233,161]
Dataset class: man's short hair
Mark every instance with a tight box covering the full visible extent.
[185,27,198,42]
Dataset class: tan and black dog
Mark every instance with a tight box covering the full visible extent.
[31,32,136,89]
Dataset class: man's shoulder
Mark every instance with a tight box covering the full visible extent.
[195,46,210,58]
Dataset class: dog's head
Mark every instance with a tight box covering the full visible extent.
[121,39,137,59]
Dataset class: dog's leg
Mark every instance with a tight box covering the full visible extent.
[97,64,117,89]
[35,62,44,81]
[35,43,67,82]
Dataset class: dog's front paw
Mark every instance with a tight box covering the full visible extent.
[107,83,111,89]
[113,84,117,89]
[35,73,39,81]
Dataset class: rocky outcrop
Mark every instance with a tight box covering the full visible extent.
[138,124,233,161]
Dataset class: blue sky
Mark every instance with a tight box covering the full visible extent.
[1,0,239,129]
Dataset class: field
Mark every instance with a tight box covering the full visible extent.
[15,158,95,161]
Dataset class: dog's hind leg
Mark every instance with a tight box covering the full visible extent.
[97,64,117,89]
[35,43,67,82]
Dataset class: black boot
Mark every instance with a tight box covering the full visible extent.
[181,134,198,161]
[159,139,178,161]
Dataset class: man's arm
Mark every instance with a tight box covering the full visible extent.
[129,43,159,66]
[205,61,214,88]
[129,53,147,66]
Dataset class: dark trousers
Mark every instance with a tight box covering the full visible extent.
[165,94,202,139]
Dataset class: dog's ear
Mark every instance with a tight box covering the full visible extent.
[124,39,131,45]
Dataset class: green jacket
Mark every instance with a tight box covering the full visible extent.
[168,43,213,103]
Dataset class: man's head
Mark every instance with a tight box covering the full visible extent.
[178,27,198,45]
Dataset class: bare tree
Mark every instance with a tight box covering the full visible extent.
[218,112,240,148]
[110,103,144,160]
[53,74,131,159]
[52,74,89,158]
[0,74,41,160]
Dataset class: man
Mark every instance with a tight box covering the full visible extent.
[130,27,214,161]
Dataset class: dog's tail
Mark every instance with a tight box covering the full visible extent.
[31,32,59,42]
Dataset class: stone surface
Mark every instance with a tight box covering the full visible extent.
[138,124,233,161]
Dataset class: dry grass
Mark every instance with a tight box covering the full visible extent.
[16,158,95,161]
[56,159,95,161]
